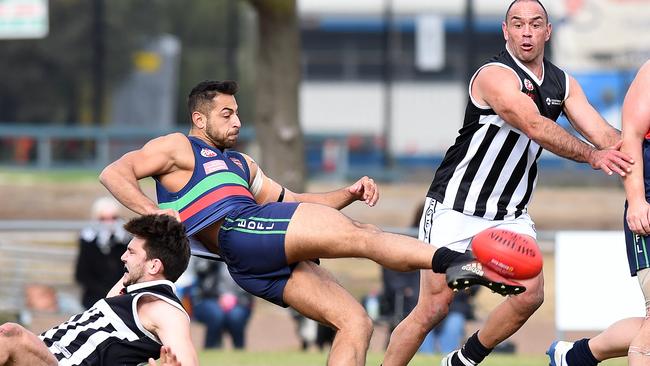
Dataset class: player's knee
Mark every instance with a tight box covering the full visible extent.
[352,220,382,233]
[514,286,544,314]
[340,311,374,340]
[0,323,23,364]
[0,322,23,338]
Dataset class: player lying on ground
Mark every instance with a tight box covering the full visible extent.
[0,215,197,366]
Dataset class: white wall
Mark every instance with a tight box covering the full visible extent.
[300,81,465,155]
[298,0,565,18]
[555,231,645,332]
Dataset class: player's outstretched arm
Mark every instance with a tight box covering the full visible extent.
[139,298,198,366]
[241,153,379,209]
[562,76,621,149]
[475,65,631,176]
[622,61,650,235]
[99,133,186,219]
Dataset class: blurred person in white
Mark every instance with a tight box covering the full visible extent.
[75,196,131,309]
[382,1,634,365]
[0,214,197,366]
[191,258,253,349]
[548,61,650,366]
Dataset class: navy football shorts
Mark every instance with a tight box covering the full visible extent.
[218,201,300,307]
[625,202,650,276]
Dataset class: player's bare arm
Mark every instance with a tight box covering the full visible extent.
[242,153,379,209]
[105,278,125,298]
[563,76,622,149]
[475,65,630,176]
[622,61,650,235]
[138,297,198,366]
[99,133,190,219]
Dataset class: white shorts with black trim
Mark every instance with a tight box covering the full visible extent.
[418,197,537,253]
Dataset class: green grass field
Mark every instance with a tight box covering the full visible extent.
[196,350,628,365]
[0,169,101,183]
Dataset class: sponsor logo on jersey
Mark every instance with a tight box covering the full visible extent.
[53,341,72,358]
[230,157,244,171]
[200,148,217,158]
[545,97,562,106]
[203,160,227,174]
[524,78,534,91]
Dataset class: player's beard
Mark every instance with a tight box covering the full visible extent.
[206,123,235,149]
[123,264,144,287]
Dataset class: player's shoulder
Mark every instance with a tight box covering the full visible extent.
[475,64,520,89]
[159,132,188,144]
[637,60,650,79]
[144,133,189,151]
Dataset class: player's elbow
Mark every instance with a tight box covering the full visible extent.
[516,114,545,141]
[99,162,122,188]
[98,164,113,187]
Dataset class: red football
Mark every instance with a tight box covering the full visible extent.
[471,228,542,280]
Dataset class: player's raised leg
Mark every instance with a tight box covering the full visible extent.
[285,202,433,271]
[283,261,373,366]
[284,202,525,296]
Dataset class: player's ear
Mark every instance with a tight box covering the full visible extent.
[191,111,206,129]
[149,258,163,275]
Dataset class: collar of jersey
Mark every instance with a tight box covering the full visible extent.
[126,280,176,294]
[505,43,545,85]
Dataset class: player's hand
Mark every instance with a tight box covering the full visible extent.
[347,176,379,207]
[627,201,650,236]
[588,141,634,176]
[148,346,181,366]
[153,208,181,222]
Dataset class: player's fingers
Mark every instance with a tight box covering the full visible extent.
[368,186,379,206]
[631,218,647,236]
[604,160,626,176]
[348,181,362,194]
[159,346,170,361]
[607,153,633,172]
[613,149,635,164]
[641,217,650,235]
[148,358,157,366]
[597,161,614,176]
[363,178,375,200]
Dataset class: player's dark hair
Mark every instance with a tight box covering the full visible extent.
[187,80,239,119]
[505,0,549,23]
[124,214,190,282]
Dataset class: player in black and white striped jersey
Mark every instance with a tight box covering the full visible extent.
[384,1,634,366]
[0,214,196,366]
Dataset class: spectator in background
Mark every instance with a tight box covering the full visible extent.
[191,258,253,349]
[74,197,131,309]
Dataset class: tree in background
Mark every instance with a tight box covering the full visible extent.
[247,0,305,192]
[0,0,306,191]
